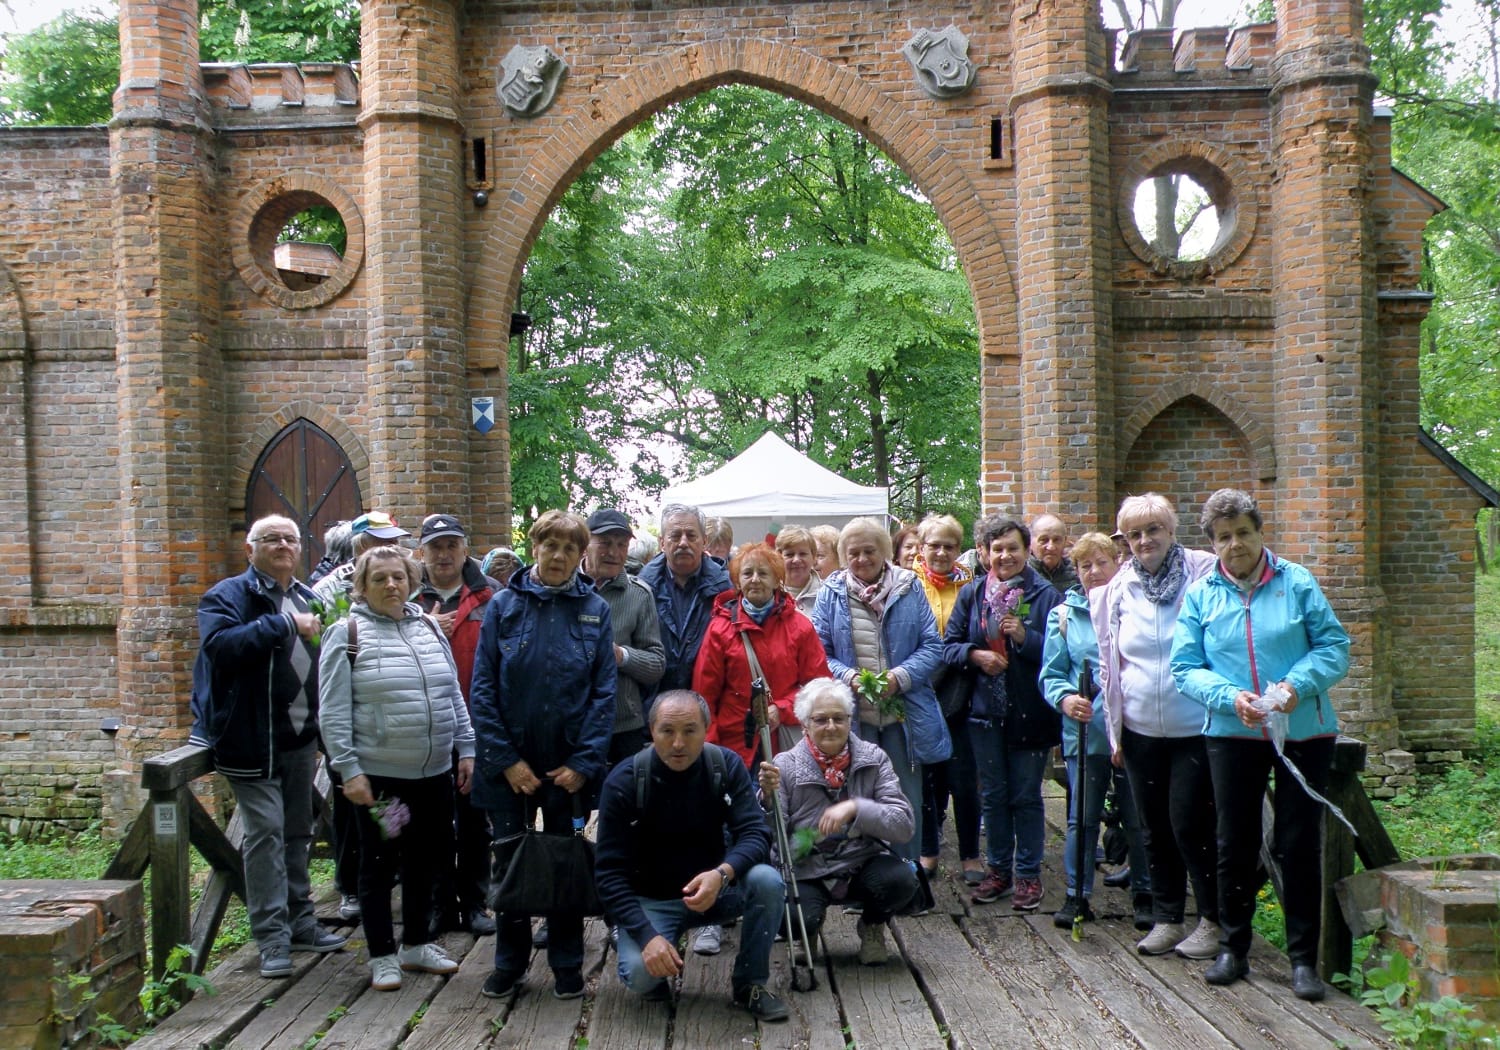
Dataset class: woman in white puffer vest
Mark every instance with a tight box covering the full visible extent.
[319,545,476,993]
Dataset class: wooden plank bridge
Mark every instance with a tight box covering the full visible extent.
[132,792,1396,1050]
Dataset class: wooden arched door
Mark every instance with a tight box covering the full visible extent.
[246,418,362,578]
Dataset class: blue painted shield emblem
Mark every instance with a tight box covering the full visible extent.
[472,397,495,435]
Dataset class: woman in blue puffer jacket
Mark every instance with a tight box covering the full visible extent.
[812,517,950,864]
[1172,488,1349,1001]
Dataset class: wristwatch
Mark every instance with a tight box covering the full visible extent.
[716,863,734,885]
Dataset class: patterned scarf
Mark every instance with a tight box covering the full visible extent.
[849,563,897,618]
[1133,543,1187,606]
[914,553,972,592]
[805,735,852,790]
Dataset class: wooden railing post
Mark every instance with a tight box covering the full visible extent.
[140,745,216,979]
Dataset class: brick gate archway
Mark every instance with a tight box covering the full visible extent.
[466,39,1018,376]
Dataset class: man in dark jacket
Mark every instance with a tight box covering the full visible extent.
[188,514,347,979]
[637,503,730,694]
[416,513,502,936]
[595,690,788,1022]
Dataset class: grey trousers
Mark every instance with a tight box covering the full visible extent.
[227,739,319,952]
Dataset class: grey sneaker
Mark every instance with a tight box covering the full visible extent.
[259,945,292,979]
[1136,922,1186,956]
[692,924,723,956]
[1174,918,1222,960]
[291,926,347,953]
[856,919,888,966]
[339,894,362,921]
[369,954,402,991]
[398,941,458,974]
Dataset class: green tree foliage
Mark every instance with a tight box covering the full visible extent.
[0,11,119,126]
[514,86,979,528]
[0,0,359,127]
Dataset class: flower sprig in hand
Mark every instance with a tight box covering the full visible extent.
[307,592,351,647]
[855,667,904,722]
[369,796,411,840]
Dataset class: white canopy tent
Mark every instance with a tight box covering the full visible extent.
[660,431,890,545]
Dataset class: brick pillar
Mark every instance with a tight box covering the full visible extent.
[110,0,221,805]
[1271,0,1395,747]
[1010,0,1115,526]
[359,0,468,515]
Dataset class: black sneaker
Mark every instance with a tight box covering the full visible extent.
[482,968,522,1000]
[733,983,790,1022]
[1052,895,1095,929]
[553,969,584,1000]
[1132,895,1154,932]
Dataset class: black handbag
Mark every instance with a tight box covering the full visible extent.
[491,793,603,917]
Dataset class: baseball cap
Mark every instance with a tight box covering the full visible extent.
[420,514,467,545]
[351,511,409,540]
[586,508,633,535]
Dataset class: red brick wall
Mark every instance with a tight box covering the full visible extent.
[0,0,1483,831]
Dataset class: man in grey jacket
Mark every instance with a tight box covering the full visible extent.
[586,508,667,764]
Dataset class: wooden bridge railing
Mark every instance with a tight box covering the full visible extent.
[105,736,1399,985]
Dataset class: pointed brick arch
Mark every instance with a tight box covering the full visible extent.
[467,38,1016,372]
[230,402,370,518]
[1119,380,1277,483]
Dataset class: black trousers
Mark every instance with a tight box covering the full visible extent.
[794,852,920,936]
[355,772,454,958]
[1120,728,1218,925]
[1207,735,1334,965]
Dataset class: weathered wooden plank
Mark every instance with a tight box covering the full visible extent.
[103,804,153,880]
[1089,918,1373,1050]
[489,921,604,1048]
[1030,914,1228,1050]
[891,910,1045,1050]
[825,909,947,1049]
[251,948,369,1050]
[581,930,667,1050]
[772,932,846,1050]
[131,941,318,1049]
[401,935,510,1050]
[672,922,759,1047]
[963,913,1137,1049]
[315,966,445,1050]
[1243,940,1398,1049]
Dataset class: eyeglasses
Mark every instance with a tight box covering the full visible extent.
[251,533,301,547]
[807,714,850,728]
[1123,524,1167,544]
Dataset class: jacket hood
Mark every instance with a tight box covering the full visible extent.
[350,599,424,624]
[1202,548,1282,592]
[822,565,920,601]
[1061,585,1090,611]
[638,552,731,594]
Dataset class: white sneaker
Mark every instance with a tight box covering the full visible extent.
[691,924,722,956]
[856,919,888,966]
[370,954,402,991]
[1136,922,1186,956]
[1174,918,1222,960]
[398,942,459,974]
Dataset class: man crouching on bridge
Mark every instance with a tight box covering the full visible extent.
[595,689,790,1022]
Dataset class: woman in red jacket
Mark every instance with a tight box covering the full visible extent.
[694,543,832,768]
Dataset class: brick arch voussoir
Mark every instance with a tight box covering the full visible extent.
[468,39,1015,370]
[0,261,27,354]
[1118,380,1277,482]
[229,402,371,516]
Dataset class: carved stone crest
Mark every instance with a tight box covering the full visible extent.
[498,44,567,118]
[903,26,977,100]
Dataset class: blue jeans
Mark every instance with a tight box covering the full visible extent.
[616,863,784,994]
[855,721,922,863]
[969,720,1047,879]
[227,739,319,953]
[1063,753,1112,898]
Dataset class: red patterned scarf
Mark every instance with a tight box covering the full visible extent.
[805,736,852,790]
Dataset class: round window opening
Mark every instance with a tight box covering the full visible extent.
[1133,173,1220,263]
[234,177,364,309]
[1118,150,1255,280]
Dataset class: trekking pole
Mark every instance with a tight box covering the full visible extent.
[1073,660,1092,943]
[753,684,818,991]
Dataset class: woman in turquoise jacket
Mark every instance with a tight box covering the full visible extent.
[1171,489,1349,1001]
[1039,532,1150,931]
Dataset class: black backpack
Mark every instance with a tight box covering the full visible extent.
[631,743,729,811]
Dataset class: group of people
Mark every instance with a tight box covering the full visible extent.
[187,485,1348,1015]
